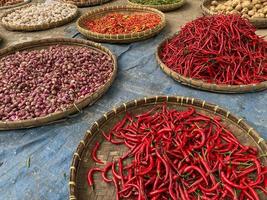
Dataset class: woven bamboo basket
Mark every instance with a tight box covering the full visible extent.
[201,0,267,28]
[0,3,78,32]
[156,33,267,93]
[127,0,186,12]
[0,0,31,10]
[62,0,111,7]
[76,5,166,43]
[0,38,117,130]
[69,96,267,200]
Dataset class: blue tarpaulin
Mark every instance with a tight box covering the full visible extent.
[0,27,266,200]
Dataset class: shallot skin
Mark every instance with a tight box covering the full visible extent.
[0,45,114,121]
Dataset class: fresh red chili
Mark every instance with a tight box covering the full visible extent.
[160,15,267,85]
[91,142,104,164]
[86,105,266,199]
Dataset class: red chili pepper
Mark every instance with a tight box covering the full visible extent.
[87,168,102,187]
[160,14,267,85]
[91,142,104,164]
[102,162,112,183]
[84,12,161,35]
[86,105,266,199]
[183,165,209,185]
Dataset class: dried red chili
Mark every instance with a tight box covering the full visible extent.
[84,12,161,34]
[160,14,267,85]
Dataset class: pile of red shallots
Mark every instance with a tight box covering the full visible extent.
[88,105,267,200]
[160,14,267,85]
[0,45,114,121]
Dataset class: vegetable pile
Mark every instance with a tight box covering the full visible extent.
[0,0,23,7]
[0,45,114,121]
[129,0,181,5]
[84,12,162,34]
[1,2,77,27]
[160,14,267,85]
[209,0,267,18]
[88,105,267,199]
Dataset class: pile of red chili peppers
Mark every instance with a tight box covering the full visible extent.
[160,14,267,85]
[88,105,267,199]
[84,12,161,34]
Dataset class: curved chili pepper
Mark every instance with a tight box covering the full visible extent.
[138,155,154,175]
[91,142,104,164]
[101,162,112,183]
[221,171,247,189]
[87,168,102,186]
[183,165,209,185]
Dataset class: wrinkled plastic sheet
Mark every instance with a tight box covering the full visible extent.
[0,30,266,200]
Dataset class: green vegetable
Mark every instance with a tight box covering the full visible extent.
[130,0,181,5]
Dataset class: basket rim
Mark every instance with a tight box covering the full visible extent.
[156,33,267,93]
[201,0,267,28]
[69,95,267,200]
[61,0,111,7]
[0,37,117,130]
[0,2,78,31]
[127,0,186,12]
[0,0,31,10]
[76,5,166,43]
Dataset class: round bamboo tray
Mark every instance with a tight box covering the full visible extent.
[69,96,267,200]
[0,38,117,130]
[127,0,186,12]
[0,3,78,32]
[0,0,31,10]
[62,0,111,7]
[201,0,267,28]
[76,5,166,43]
[156,33,267,93]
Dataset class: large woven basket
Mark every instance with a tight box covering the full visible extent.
[0,3,78,31]
[69,96,267,200]
[0,0,31,10]
[62,0,112,7]
[201,0,267,28]
[156,33,267,93]
[76,5,166,43]
[127,0,186,12]
[0,38,117,130]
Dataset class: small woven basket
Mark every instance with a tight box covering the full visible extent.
[0,38,117,130]
[69,96,267,200]
[156,33,267,93]
[127,0,186,12]
[0,3,78,32]
[76,5,166,43]
[0,0,31,10]
[62,0,112,7]
[201,0,267,28]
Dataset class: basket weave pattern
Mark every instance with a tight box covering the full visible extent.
[62,0,112,7]
[127,0,186,12]
[0,38,117,130]
[69,96,267,200]
[76,5,166,43]
[156,33,267,93]
[1,3,78,31]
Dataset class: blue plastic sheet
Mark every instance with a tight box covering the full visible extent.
[0,30,266,200]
